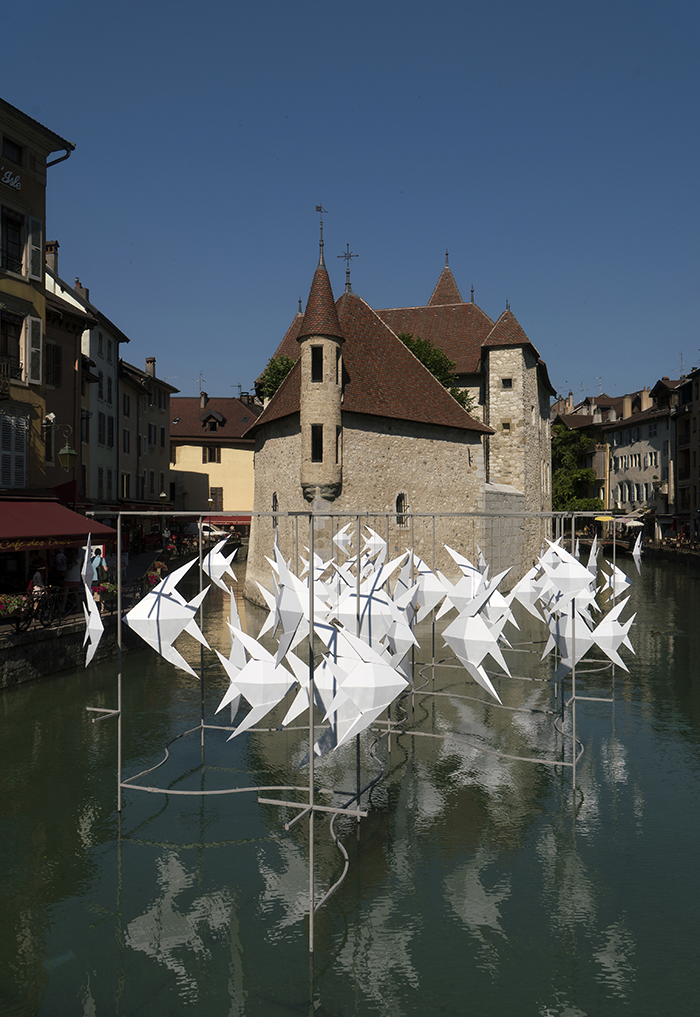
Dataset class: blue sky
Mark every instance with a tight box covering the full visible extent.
[3,0,698,400]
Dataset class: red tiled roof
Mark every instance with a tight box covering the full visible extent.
[428,266,463,306]
[297,262,344,342]
[247,290,492,436]
[483,309,539,357]
[170,396,262,442]
[375,301,494,375]
[553,413,600,431]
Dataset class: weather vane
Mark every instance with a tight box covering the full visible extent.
[315,204,329,262]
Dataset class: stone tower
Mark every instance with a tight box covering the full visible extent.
[297,242,345,501]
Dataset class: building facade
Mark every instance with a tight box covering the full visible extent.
[169,393,261,517]
[1,99,74,492]
[119,357,179,507]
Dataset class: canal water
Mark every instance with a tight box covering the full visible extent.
[1,557,699,1016]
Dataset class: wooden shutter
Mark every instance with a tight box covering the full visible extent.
[27,317,42,384]
[0,414,28,488]
[29,218,43,280]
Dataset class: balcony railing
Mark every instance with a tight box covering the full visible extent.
[0,354,22,398]
[0,250,23,273]
[678,432,690,446]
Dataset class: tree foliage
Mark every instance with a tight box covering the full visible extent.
[551,424,604,511]
[258,355,297,400]
[397,333,475,413]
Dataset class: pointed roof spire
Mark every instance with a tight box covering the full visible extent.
[428,259,464,305]
[298,254,344,342]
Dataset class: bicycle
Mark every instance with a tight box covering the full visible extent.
[14,586,55,632]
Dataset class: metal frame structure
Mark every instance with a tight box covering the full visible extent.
[85,507,623,952]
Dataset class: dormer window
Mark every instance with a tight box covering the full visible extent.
[207,420,217,432]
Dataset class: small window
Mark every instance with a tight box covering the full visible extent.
[170,444,176,465]
[107,376,113,404]
[121,473,131,499]
[98,466,104,500]
[159,471,166,497]
[123,393,130,417]
[396,492,408,527]
[45,344,62,387]
[207,420,217,432]
[107,416,114,448]
[501,421,511,432]
[97,332,104,356]
[107,469,113,499]
[149,469,155,495]
[272,491,278,528]
[98,370,104,400]
[336,425,342,464]
[123,429,130,453]
[98,412,106,445]
[311,346,323,383]
[148,422,156,446]
[2,138,22,164]
[160,426,165,449]
[202,445,221,463]
[107,338,113,363]
[311,424,323,462]
[501,378,513,388]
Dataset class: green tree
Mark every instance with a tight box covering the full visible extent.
[258,354,297,400]
[397,333,475,413]
[551,424,604,511]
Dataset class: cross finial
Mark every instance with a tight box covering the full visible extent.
[315,205,328,266]
[338,243,358,293]
[445,249,449,267]
[298,296,302,313]
[471,285,474,302]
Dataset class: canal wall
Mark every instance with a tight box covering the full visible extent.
[0,618,140,689]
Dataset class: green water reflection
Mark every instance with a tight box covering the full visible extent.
[1,559,699,1015]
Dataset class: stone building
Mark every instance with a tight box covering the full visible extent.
[243,244,554,603]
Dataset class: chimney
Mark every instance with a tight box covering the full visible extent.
[45,240,59,274]
[200,391,208,409]
[74,277,89,301]
[622,394,632,419]
[145,357,156,376]
[567,391,573,413]
[640,386,653,411]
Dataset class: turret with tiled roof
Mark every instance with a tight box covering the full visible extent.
[297,236,345,500]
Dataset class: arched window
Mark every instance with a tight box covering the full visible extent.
[396,492,408,527]
[271,491,278,528]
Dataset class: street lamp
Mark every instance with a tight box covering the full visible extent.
[57,425,78,472]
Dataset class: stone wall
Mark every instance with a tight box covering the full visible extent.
[244,411,488,603]
[0,617,130,689]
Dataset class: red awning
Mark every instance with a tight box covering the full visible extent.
[0,501,117,553]
[206,514,251,526]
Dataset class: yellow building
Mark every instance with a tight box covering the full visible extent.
[1,98,74,491]
[169,392,262,523]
